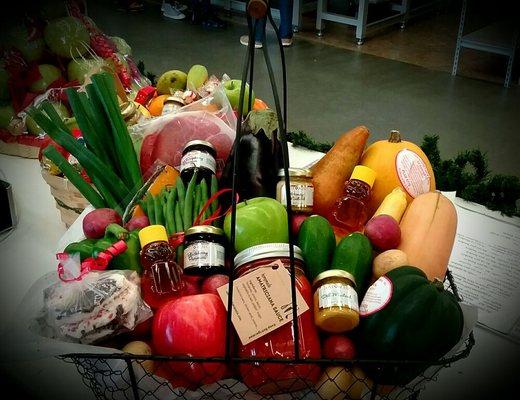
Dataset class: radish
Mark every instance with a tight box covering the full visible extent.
[125,215,150,231]
[82,208,122,239]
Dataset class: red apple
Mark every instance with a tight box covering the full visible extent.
[364,214,401,250]
[182,278,201,296]
[152,294,227,386]
[201,274,229,296]
[129,318,153,340]
[322,335,356,359]
[291,214,308,237]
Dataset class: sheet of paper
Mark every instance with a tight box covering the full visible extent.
[447,196,520,337]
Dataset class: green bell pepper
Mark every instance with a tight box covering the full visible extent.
[64,238,98,261]
[93,224,142,273]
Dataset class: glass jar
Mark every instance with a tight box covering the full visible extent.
[180,140,217,183]
[234,243,321,395]
[120,101,148,126]
[312,269,359,333]
[276,168,314,214]
[161,94,184,115]
[183,225,226,276]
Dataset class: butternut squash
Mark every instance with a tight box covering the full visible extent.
[397,192,457,280]
[360,130,435,217]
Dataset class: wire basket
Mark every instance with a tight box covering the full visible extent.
[57,2,475,398]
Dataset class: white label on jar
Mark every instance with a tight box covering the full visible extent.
[184,240,225,269]
[280,183,314,208]
[359,276,393,317]
[318,283,359,312]
[395,149,431,198]
[180,150,216,174]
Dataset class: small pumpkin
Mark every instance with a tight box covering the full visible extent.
[360,130,435,217]
[357,266,464,385]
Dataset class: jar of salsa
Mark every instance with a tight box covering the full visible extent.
[234,243,321,395]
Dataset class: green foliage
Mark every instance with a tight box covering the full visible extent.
[421,135,519,217]
[137,60,157,85]
[286,130,333,153]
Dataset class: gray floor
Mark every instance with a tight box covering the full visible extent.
[89,2,520,176]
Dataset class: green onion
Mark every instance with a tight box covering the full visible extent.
[43,146,106,209]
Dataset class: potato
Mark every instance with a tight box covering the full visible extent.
[122,340,154,373]
[373,249,408,278]
[315,366,372,400]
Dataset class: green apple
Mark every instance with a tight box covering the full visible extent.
[29,64,62,93]
[44,16,89,59]
[223,197,288,253]
[0,68,10,101]
[6,26,45,63]
[223,79,255,115]
[26,101,70,135]
[0,104,15,129]
[67,57,107,84]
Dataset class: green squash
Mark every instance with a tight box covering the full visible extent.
[357,266,464,385]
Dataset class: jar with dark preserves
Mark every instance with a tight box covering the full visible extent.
[183,225,226,276]
[180,140,217,183]
[234,243,321,395]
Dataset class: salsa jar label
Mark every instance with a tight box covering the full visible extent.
[359,276,393,316]
[184,240,225,269]
[180,150,216,174]
[395,149,431,198]
[318,283,359,311]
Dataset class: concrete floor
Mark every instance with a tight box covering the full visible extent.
[88,2,520,176]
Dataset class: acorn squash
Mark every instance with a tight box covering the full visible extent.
[360,130,435,217]
[357,266,464,385]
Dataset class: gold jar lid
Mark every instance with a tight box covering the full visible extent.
[185,225,224,237]
[120,101,137,119]
[313,269,357,288]
[278,168,313,178]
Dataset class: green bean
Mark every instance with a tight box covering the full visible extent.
[138,199,147,218]
[200,178,209,221]
[210,174,218,215]
[174,202,183,234]
[176,178,186,219]
[154,194,164,226]
[165,189,176,236]
[146,194,155,224]
[183,170,198,231]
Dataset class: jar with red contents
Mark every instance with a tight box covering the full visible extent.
[233,243,322,395]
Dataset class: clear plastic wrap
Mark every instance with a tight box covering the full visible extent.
[37,255,152,344]
[130,86,236,179]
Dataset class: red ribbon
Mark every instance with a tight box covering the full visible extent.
[57,240,127,282]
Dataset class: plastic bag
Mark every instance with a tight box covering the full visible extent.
[37,255,152,344]
[130,85,236,179]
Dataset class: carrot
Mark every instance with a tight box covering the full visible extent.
[311,126,370,220]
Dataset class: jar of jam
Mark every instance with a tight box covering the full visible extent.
[234,243,321,395]
[276,168,314,214]
[139,225,184,310]
[120,101,148,126]
[183,225,226,276]
[180,140,217,183]
[312,269,359,333]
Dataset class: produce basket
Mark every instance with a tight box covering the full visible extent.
[41,170,90,227]
[58,270,475,400]
[50,2,475,399]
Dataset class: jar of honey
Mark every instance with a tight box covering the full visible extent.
[276,168,314,214]
[312,269,359,333]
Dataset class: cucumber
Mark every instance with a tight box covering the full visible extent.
[298,215,336,282]
[331,232,373,296]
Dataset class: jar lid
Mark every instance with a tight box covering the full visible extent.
[120,101,137,119]
[312,269,357,288]
[165,95,184,104]
[350,166,376,188]
[277,168,313,178]
[234,243,303,268]
[138,225,168,248]
[183,140,216,153]
[185,225,224,237]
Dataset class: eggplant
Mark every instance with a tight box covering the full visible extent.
[219,110,282,204]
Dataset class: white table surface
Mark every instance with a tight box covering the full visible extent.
[0,152,518,399]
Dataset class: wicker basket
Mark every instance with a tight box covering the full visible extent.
[41,170,90,227]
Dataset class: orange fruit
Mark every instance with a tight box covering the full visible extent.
[253,98,269,110]
[147,94,169,116]
[148,165,179,196]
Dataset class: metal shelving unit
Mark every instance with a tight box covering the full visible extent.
[451,0,519,87]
